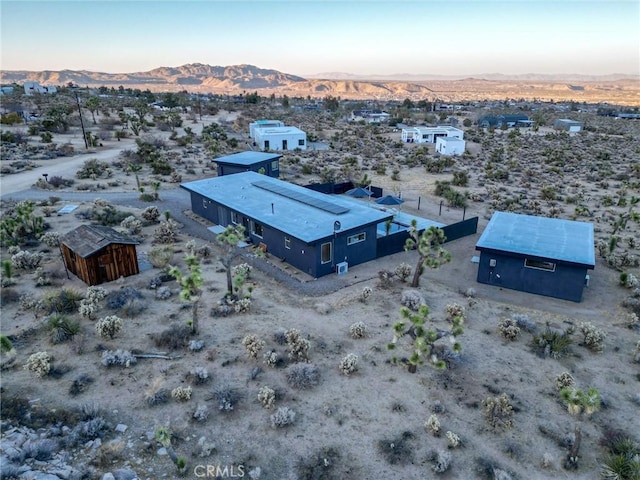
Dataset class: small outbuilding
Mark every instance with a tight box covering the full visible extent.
[554,119,583,132]
[214,151,283,178]
[436,136,466,156]
[249,120,285,139]
[60,225,139,286]
[253,126,307,151]
[475,212,595,302]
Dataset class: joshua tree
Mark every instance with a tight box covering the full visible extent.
[128,163,142,191]
[168,255,203,334]
[404,222,451,288]
[85,96,100,125]
[216,225,246,298]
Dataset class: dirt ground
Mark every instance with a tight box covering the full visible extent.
[1,109,639,480]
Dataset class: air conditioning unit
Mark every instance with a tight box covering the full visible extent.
[336,262,348,275]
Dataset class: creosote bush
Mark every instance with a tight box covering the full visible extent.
[24,351,51,378]
[95,315,123,339]
[258,386,276,409]
[482,393,514,431]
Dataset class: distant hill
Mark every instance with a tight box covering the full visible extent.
[1,63,639,104]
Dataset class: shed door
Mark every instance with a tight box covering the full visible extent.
[98,253,115,283]
[218,206,228,226]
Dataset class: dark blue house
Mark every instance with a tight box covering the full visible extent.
[475,212,595,302]
[181,172,393,277]
[214,151,282,178]
[478,114,531,128]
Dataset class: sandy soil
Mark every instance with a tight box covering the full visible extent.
[1,108,639,480]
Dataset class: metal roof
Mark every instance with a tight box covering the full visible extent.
[213,151,282,166]
[254,126,306,135]
[60,225,139,258]
[476,212,595,267]
[181,172,393,243]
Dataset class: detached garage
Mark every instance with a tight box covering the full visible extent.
[475,212,595,302]
[436,137,466,156]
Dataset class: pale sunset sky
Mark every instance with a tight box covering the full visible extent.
[1,0,638,76]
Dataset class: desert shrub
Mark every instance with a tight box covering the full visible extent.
[84,285,107,304]
[578,321,606,352]
[339,353,358,375]
[24,351,51,378]
[152,324,192,350]
[106,286,143,309]
[186,367,210,385]
[0,334,13,353]
[242,334,265,359]
[431,449,452,473]
[171,386,192,402]
[148,246,174,268]
[360,286,373,303]
[425,414,441,436]
[212,384,242,412]
[39,231,60,247]
[34,267,52,286]
[153,219,179,244]
[286,363,320,389]
[445,303,465,322]
[378,269,395,289]
[295,446,341,479]
[141,205,161,223]
[560,386,601,416]
[271,406,296,428]
[498,318,521,340]
[95,315,123,339]
[153,286,170,300]
[349,321,367,339]
[377,431,415,465]
[233,297,252,313]
[192,404,209,422]
[76,159,110,179]
[145,379,170,406]
[231,263,252,279]
[258,386,276,409]
[101,349,137,368]
[120,297,147,317]
[285,328,310,362]
[120,215,142,235]
[262,349,281,368]
[452,170,469,186]
[446,431,461,448]
[599,431,640,480]
[77,203,130,226]
[69,373,94,396]
[482,393,514,431]
[22,438,58,461]
[512,313,537,333]
[400,290,426,311]
[532,326,573,358]
[0,288,20,306]
[44,313,80,344]
[11,249,43,270]
[555,372,575,391]
[395,262,412,282]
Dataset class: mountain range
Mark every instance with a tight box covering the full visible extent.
[1,63,638,104]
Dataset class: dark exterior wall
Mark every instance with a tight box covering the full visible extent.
[216,160,279,178]
[191,193,219,224]
[476,250,589,302]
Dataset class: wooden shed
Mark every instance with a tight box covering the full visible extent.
[60,225,139,285]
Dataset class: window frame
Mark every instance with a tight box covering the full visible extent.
[524,258,556,272]
[251,221,263,238]
[347,232,366,245]
[271,160,279,171]
[230,211,239,225]
[298,139,305,146]
[320,242,332,264]
[284,236,291,249]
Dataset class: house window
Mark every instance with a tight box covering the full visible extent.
[282,139,288,150]
[231,211,239,225]
[252,221,263,238]
[285,236,291,249]
[347,232,366,245]
[321,242,332,264]
[298,139,305,146]
[264,140,270,150]
[271,160,279,171]
[524,258,556,272]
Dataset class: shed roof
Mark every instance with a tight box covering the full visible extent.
[476,212,595,267]
[181,172,393,243]
[214,151,282,166]
[254,126,306,135]
[61,225,139,258]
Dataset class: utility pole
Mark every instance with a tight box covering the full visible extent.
[73,88,89,149]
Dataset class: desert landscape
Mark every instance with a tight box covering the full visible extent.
[1,87,639,480]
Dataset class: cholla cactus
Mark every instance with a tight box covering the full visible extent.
[349,321,367,339]
[120,216,142,235]
[482,393,514,431]
[270,406,296,428]
[24,351,51,378]
[79,301,98,319]
[555,372,575,391]
[400,290,426,311]
[34,267,51,286]
[446,431,460,448]
[141,206,161,223]
[39,231,60,247]
[258,386,276,409]
[445,303,465,322]
[498,318,521,340]
[11,250,43,270]
[394,262,412,282]
[285,328,310,362]
[153,219,179,244]
[85,286,107,303]
[95,315,123,339]
[171,386,193,402]
[262,350,279,368]
[233,298,252,313]
[425,414,441,436]
[242,335,265,359]
[101,349,137,368]
[339,353,358,375]
[231,263,252,279]
[578,322,606,352]
[360,286,373,303]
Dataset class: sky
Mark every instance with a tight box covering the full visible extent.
[1,0,639,76]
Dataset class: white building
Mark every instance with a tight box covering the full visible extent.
[23,82,57,96]
[254,126,307,151]
[554,119,583,132]
[350,110,391,124]
[249,120,285,139]
[401,125,464,143]
[436,137,466,156]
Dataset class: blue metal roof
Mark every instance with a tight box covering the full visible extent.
[214,151,282,166]
[476,212,595,267]
[181,172,393,243]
